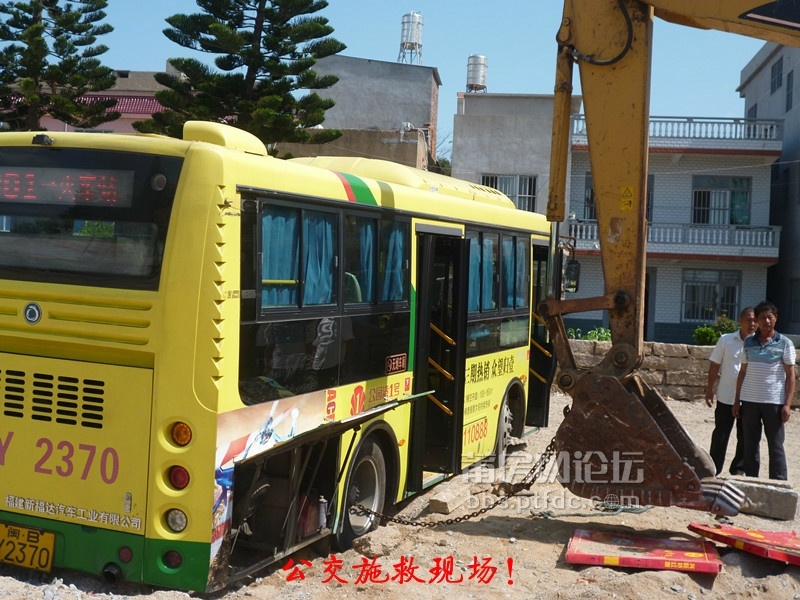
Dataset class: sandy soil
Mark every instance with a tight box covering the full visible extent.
[2,391,800,600]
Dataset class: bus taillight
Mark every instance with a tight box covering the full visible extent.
[118,546,133,563]
[165,508,188,533]
[170,422,193,446]
[168,465,190,490]
[162,550,182,569]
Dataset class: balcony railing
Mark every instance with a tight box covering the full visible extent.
[571,115,784,142]
[569,221,781,257]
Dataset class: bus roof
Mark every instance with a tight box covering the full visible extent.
[290,156,515,208]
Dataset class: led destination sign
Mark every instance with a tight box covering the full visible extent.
[0,167,135,208]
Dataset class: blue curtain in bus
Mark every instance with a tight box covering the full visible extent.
[502,237,515,308]
[262,208,300,306]
[359,220,374,302]
[468,236,480,312]
[516,239,529,308]
[303,212,335,305]
[381,224,404,301]
[482,237,494,310]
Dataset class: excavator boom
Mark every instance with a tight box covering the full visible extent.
[544,0,800,514]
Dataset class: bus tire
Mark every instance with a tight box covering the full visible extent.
[233,476,271,525]
[335,438,386,550]
[493,401,513,469]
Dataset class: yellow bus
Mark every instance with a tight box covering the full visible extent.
[0,122,556,591]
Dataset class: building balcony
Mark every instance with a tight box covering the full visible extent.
[569,221,781,260]
[571,115,783,153]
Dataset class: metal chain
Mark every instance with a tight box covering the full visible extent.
[353,437,558,528]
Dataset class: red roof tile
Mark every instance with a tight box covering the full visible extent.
[89,95,165,115]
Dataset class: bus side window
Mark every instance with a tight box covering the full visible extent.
[378,220,409,302]
[344,272,362,302]
[301,210,338,306]
[261,206,300,308]
[259,207,338,309]
[467,231,498,313]
[344,215,375,303]
[500,235,530,310]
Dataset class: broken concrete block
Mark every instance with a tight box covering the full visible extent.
[428,485,470,515]
[729,476,799,521]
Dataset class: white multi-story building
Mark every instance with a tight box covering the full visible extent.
[738,43,800,333]
[452,95,782,343]
[567,116,781,342]
[451,93,582,214]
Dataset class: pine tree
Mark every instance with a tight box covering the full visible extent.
[0,0,119,131]
[134,0,345,148]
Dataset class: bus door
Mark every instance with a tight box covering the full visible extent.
[527,244,554,427]
[409,227,467,492]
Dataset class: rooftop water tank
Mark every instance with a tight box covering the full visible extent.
[400,11,423,49]
[466,54,488,92]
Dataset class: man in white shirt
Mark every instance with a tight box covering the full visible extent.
[705,307,757,475]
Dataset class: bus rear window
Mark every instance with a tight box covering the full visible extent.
[0,147,182,290]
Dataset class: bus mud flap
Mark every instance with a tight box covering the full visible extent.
[553,373,744,516]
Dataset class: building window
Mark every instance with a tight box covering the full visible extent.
[771,57,783,94]
[682,269,741,323]
[516,175,536,212]
[787,70,794,112]
[692,176,751,225]
[583,173,653,221]
[481,174,537,211]
[583,173,597,220]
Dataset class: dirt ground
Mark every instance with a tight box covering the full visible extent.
[2,391,800,600]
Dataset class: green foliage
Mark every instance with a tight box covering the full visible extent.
[693,325,719,346]
[585,327,612,341]
[133,0,346,149]
[0,0,119,130]
[712,314,739,335]
[693,313,739,345]
[74,220,114,237]
[567,326,612,341]
[432,157,451,176]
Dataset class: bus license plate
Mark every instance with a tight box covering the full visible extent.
[0,523,55,572]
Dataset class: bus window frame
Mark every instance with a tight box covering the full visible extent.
[464,227,535,358]
[241,191,412,324]
[239,191,414,392]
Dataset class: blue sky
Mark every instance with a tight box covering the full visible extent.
[103,1,767,146]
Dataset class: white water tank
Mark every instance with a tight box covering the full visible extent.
[400,12,423,49]
[466,54,488,92]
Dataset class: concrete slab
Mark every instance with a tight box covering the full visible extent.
[727,476,798,521]
[428,476,471,514]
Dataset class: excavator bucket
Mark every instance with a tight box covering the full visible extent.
[553,372,744,516]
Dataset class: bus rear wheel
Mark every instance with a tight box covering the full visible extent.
[336,438,386,549]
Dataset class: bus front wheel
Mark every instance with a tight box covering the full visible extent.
[336,438,386,549]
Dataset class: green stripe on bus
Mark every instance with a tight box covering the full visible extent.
[337,172,378,205]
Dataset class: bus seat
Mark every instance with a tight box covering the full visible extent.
[344,272,362,303]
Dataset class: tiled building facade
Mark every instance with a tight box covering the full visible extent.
[564,116,781,342]
[738,43,800,333]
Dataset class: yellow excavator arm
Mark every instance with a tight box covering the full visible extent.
[543,0,800,515]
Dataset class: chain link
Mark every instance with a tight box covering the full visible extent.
[353,437,558,528]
